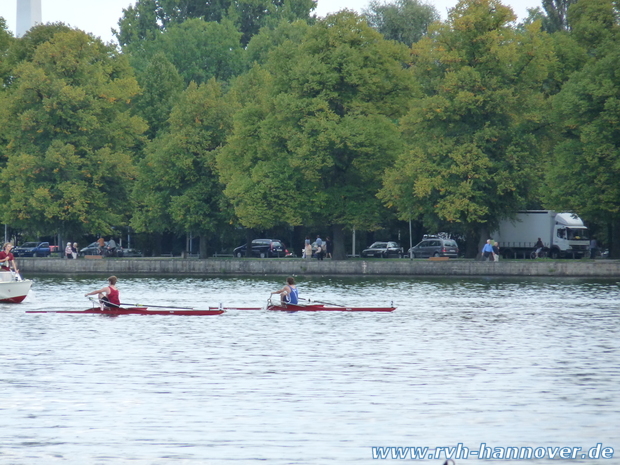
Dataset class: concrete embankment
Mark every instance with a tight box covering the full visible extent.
[17,257,620,277]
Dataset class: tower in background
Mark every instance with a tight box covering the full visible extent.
[16,0,42,37]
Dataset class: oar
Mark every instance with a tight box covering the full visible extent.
[300,297,346,307]
[120,302,195,310]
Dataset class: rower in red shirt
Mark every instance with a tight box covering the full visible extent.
[85,275,121,308]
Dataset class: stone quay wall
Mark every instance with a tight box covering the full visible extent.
[17,257,620,277]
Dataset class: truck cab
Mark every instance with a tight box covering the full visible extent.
[552,213,589,258]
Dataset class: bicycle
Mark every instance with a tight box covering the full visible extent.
[530,249,547,259]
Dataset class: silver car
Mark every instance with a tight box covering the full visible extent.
[409,237,459,258]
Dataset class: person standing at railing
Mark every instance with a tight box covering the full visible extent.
[65,241,73,259]
[482,239,494,261]
[589,237,598,259]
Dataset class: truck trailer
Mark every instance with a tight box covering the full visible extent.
[492,211,589,259]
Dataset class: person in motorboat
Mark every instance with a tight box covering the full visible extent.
[0,242,19,274]
[85,275,121,308]
[270,277,299,304]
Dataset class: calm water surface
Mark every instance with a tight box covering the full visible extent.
[1,275,619,464]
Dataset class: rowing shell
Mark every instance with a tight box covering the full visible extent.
[26,307,225,316]
[266,303,395,312]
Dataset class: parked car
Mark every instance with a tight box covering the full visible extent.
[409,235,459,258]
[234,239,289,258]
[361,241,404,258]
[79,241,124,257]
[80,241,103,256]
[12,241,51,257]
[121,248,143,257]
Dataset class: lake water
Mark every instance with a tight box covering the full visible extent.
[1,275,619,464]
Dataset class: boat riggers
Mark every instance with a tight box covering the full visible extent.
[266,296,396,312]
[119,302,195,310]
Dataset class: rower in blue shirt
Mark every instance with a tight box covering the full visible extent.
[271,277,299,304]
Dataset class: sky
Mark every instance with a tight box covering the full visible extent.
[1,0,543,44]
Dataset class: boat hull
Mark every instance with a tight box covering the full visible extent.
[267,303,395,312]
[0,279,33,303]
[27,307,225,316]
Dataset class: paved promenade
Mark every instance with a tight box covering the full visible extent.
[17,257,620,277]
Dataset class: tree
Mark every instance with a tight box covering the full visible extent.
[0,17,14,86]
[131,79,234,257]
[132,51,184,139]
[526,0,579,33]
[115,0,316,47]
[378,0,555,256]
[363,0,439,45]
[245,19,311,66]
[543,0,620,256]
[136,18,246,86]
[217,12,414,259]
[0,28,146,237]
[1,22,72,87]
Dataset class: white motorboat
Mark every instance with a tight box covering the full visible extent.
[0,271,32,303]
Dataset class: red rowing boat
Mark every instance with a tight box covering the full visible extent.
[26,307,225,316]
[266,302,396,312]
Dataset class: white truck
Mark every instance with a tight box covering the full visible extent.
[492,210,590,259]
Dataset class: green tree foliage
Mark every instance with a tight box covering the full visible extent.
[245,19,310,66]
[0,17,14,84]
[132,79,234,257]
[363,0,440,46]
[378,0,555,253]
[544,0,620,255]
[218,12,414,258]
[135,18,245,86]
[114,0,160,48]
[0,28,146,236]
[115,0,316,47]
[568,0,617,50]
[1,22,72,87]
[133,52,184,139]
[524,0,578,33]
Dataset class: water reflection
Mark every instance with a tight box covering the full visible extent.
[1,275,619,464]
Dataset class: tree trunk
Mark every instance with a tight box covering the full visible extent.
[476,226,490,260]
[332,224,346,260]
[610,218,620,259]
[199,235,208,259]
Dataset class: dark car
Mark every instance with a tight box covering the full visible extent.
[80,241,104,256]
[79,241,124,257]
[121,248,143,257]
[234,239,289,258]
[409,236,459,258]
[12,241,51,257]
[361,241,404,258]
